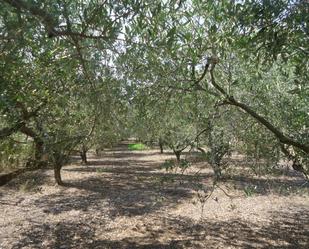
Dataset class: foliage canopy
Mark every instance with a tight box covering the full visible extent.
[0,0,308,184]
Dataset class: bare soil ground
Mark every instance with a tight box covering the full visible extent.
[1,143,309,249]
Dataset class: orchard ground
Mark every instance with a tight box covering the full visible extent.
[1,142,309,249]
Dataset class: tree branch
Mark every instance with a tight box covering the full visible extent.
[208,61,309,154]
[2,0,110,39]
[0,121,25,139]
[0,101,46,140]
[3,0,56,36]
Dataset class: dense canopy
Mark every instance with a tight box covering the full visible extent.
[0,0,308,185]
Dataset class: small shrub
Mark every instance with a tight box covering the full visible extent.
[161,159,191,174]
[128,143,148,150]
[19,179,42,193]
[157,175,175,184]
[161,159,175,172]
[192,184,212,220]
[96,168,105,173]
[179,159,191,174]
[179,159,191,168]
[243,185,257,197]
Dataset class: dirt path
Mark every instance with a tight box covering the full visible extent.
[1,144,309,248]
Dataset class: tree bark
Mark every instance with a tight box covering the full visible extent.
[159,138,164,153]
[213,166,222,181]
[95,148,100,156]
[174,150,181,162]
[19,125,45,161]
[80,148,87,164]
[54,164,63,185]
[280,144,308,177]
[18,125,45,169]
[3,0,117,40]
[0,122,25,139]
[34,140,44,161]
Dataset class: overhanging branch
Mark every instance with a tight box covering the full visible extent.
[208,60,309,154]
[2,0,110,39]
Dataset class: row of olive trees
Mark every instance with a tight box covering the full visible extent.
[0,0,134,185]
[118,0,308,178]
[1,0,308,185]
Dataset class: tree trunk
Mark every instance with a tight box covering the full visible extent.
[20,125,45,162]
[0,121,26,139]
[95,148,100,156]
[174,150,181,162]
[159,139,164,154]
[280,144,308,177]
[80,148,87,165]
[213,165,222,181]
[54,164,63,185]
[34,140,44,161]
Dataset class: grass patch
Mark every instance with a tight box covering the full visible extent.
[128,143,148,151]
[96,168,106,173]
[19,179,43,193]
[243,185,257,197]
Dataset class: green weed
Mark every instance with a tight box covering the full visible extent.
[128,143,148,150]
[243,185,257,197]
[96,168,105,173]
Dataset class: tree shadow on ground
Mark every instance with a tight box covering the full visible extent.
[223,174,309,196]
[64,163,308,198]
[64,160,209,178]
[185,152,308,196]
[100,151,164,159]
[224,157,305,178]
[3,169,52,191]
[4,144,309,248]
[65,159,163,171]
[33,169,210,216]
[12,207,309,249]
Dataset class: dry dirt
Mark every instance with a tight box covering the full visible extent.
[1,143,309,249]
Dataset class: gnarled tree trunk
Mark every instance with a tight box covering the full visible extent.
[52,152,66,185]
[174,150,181,162]
[54,164,63,185]
[80,145,88,165]
[159,138,164,154]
